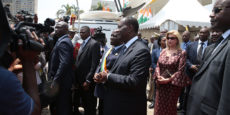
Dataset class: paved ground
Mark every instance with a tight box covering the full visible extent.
[41,104,184,115]
[42,104,154,115]
[41,93,184,115]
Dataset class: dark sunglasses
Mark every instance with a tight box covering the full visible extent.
[212,6,230,14]
[167,37,177,40]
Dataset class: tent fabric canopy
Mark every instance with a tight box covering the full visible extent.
[139,0,211,30]
[80,11,121,21]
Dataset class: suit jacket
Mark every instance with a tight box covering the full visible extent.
[75,37,101,84]
[48,34,74,89]
[187,35,230,115]
[94,46,123,98]
[202,44,216,62]
[103,39,151,115]
[151,47,161,74]
[186,41,210,78]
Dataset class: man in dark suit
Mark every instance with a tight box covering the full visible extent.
[183,27,210,114]
[74,26,101,115]
[187,0,230,114]
[94,30,124,115]
[48,21,74,115]
[186,27,210,78]
[178,31,192,112]
[94,17,151,115]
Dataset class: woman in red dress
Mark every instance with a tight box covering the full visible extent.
[153,30,191,115]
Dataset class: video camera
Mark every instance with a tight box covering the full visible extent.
[1,2,55,52]
[17,10,34,23]
[92,26,106,40]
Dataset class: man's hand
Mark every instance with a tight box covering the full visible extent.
[8,58,22,72]
[190,65,199,73]
[93,73,101,83]
[83,82,90,91]
[93,71,108,83]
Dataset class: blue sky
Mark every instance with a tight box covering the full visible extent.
[37,0,91,23]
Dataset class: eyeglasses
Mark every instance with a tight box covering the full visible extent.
[167,37,177,40]
[212,6,230,14]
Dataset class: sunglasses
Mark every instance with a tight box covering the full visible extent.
[167,37,177,40]
[212,6,230,14]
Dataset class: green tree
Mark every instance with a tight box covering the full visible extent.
[56,4,72,18]
[56,4,84,18]
[92,2,104,11]
[62,4,73,15]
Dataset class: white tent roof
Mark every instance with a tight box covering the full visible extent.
[140,0,211,30]
[80,11,121,21]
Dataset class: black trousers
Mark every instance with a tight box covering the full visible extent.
[73,85,97,115]
[50,88,72,115]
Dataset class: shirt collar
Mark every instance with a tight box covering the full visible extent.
[114,44,124,50]
[222,29,230,39]
[185,41,191,44]
[125,36,138,49]
[83,36,91,44]
[198,39,208,46]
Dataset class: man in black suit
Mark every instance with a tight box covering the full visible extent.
[74,26,101,115]
[94,30,124,115]
[183,27,210,114]
[186,27,210,78]
[48,21,74,115]
[94,17,151,115]
[187,0,230,114]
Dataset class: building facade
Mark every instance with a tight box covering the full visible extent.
[2,0,38,16]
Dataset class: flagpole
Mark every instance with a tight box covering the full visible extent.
[76,0,80,33]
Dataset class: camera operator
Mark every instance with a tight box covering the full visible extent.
[0,1,41,114]
[92,27,109,57]
[0,30,41,115]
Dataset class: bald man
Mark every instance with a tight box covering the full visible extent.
[48,21,74,115]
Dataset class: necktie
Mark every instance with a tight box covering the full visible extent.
[78,41,85,53]
[197,42,204,63]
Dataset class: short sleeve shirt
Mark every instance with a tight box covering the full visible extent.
[0,67,34,115]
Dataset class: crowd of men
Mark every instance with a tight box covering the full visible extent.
[1,0,230,115]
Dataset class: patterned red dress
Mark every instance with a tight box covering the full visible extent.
[153,49,191,115]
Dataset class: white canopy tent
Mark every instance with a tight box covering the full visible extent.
[80,11,121,21]
[139,0,211,30]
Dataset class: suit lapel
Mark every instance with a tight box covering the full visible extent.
[194,41,198,59]
[194,37,229,79]
[77,38,91,62]
[110,40,137,72]
[50,35,67,57]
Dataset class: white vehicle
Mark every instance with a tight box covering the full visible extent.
[72,11,120,48]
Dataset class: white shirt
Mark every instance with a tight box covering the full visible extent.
[197,40,208,55]
[81,36,91,48]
